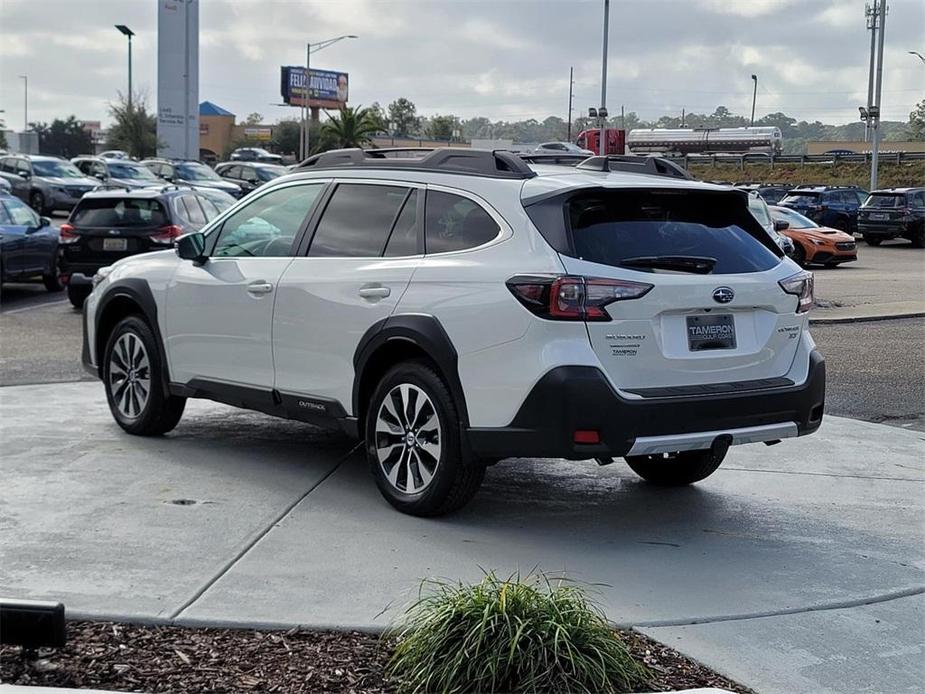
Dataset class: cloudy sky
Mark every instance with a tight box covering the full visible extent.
[1,0,922,130]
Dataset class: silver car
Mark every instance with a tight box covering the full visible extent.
[534,141,594,156]
[0,154,99,214]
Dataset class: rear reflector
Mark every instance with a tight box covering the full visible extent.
[779,270,814,314]
[507,274,653,322]
[151,224,184,244]
[573,430,601,445]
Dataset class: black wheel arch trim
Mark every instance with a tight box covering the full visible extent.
[353,314,470,428]
[92,278,171,395]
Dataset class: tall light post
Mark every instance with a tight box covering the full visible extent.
[750,74,758,127]
[300,34,357,160]
[19,75,28,131]
[115,25,135,110]
[910,50,925,64]
[599,0,610,155]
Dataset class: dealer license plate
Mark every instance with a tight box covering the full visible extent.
[870,213,889,220]
[103,238,127,251]
[687,314,736,351]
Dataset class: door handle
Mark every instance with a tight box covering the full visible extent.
[358,285,391,299]
[246,281,274,295]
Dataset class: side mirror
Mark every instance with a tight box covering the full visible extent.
[774,220,789,231]
[19,171,31,180]
[162,174,174,182]
[176,232,207,263]
[95,172,107,181]
[39,216,51,228]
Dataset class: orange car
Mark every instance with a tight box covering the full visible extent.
[769,205,858,267]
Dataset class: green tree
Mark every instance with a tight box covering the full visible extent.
[243,112,263,126]
[271,119,301,155]
[367,102,389,133]
[0,115,7,150]
[106,93,158,159]
[428,115,456,141]
[31,116,91,157]
[387,97,420,137]
[909,99,925,140]
[321,105,381,148]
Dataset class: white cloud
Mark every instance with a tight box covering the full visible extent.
[698,0,797,18]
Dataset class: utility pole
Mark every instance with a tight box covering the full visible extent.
[750,74,758,126]
[865,5,878,141]
[599,0,610,155]
[869,1,888,190]
[567,66,574,142]
[19,75,28,131]
[681,108,685,128]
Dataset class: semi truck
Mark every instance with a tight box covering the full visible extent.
[626,127,783,155]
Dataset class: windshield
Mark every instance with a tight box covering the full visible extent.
[72,198,167,227]
[32,160,85,178]
[770,206,818,229]
[747,194,772,228]
[781,192,820,206]
[862,194,905,208]
[176,163,222,181]
[108,162,158,180]
[257,165,287,182]
[527,189,781,275]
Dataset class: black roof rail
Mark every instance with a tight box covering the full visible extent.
[294,147,536,180]
[576,155,694,180]
[159,183,196,193]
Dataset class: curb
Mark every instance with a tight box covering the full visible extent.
[809,311,925,325]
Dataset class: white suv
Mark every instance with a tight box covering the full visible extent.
[82,149,825,516]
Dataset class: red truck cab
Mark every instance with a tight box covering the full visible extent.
[576,128,626,155]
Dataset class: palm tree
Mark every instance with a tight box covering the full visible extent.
[321,105,381,149]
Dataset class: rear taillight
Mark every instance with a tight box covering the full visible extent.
[506,275,653,321]
[779,271,814,314]
[59,223,79,244]
[151,224,184,244]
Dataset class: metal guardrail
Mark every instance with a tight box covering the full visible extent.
[666,151,925,168]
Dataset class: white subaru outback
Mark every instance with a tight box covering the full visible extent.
[82,149,825,516]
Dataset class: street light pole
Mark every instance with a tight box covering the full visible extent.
[299,34,357,161]
[567,66,574,142]
[19,75,28,131]
[599,0,610,155]
[910,50,925,64]
[750,74,758,126]
[115,26,135,110]
[870,0,887,191]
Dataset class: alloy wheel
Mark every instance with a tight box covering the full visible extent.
[375,384,442,494]
[108,332,151,419]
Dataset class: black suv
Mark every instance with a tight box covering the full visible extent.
[59,186,233,307]
[214,161,288,195]
[858,187,925,247]
[779,185,868,234]
[140,159,243,198]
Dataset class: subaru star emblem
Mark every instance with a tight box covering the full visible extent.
[712,287,735,304]
[108,229,120,235]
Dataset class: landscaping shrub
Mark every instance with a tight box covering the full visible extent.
[386,572,650,694]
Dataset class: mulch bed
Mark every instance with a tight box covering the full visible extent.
[0,621,753,693]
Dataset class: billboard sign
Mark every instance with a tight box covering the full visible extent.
[280,67,348,109]
[157,0,199,159]
[243,127,273,141]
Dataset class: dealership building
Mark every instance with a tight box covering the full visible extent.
[198,101,279,162]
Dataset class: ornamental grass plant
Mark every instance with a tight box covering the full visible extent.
[386,572,650,694]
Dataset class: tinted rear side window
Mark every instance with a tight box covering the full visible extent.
[782,192,820,205]
[72,198,168,227]
[528,189,780,275]
[384,190,419,257]
[425,191,499,254]
[309,184,408,257]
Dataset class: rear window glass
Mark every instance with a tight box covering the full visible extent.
[72,198,168,227]
[530,189,780,275]
[862,194,905,208]
[781,192,820,205]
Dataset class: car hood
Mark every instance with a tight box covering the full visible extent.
[45,177,98,187]
[785,226,854,242]
[185,179,241,192]
[111,176,160,189]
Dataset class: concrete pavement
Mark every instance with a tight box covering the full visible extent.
[1,381,923,693]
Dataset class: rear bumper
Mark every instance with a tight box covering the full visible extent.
[467,351,825,460]
[858,222,914,237]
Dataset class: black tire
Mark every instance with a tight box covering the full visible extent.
[791,243,806,267]
[103,315,186,436]
[29,191,48,215]
[43,269,63,292]
[625,448,727,486]
[67,283,90,308]
[863,235,882,246]
[911,228,925,249]
[365,359,484,517]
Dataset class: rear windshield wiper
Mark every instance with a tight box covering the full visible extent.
[618,255,717,274]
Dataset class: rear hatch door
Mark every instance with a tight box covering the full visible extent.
[549,187,806,390]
